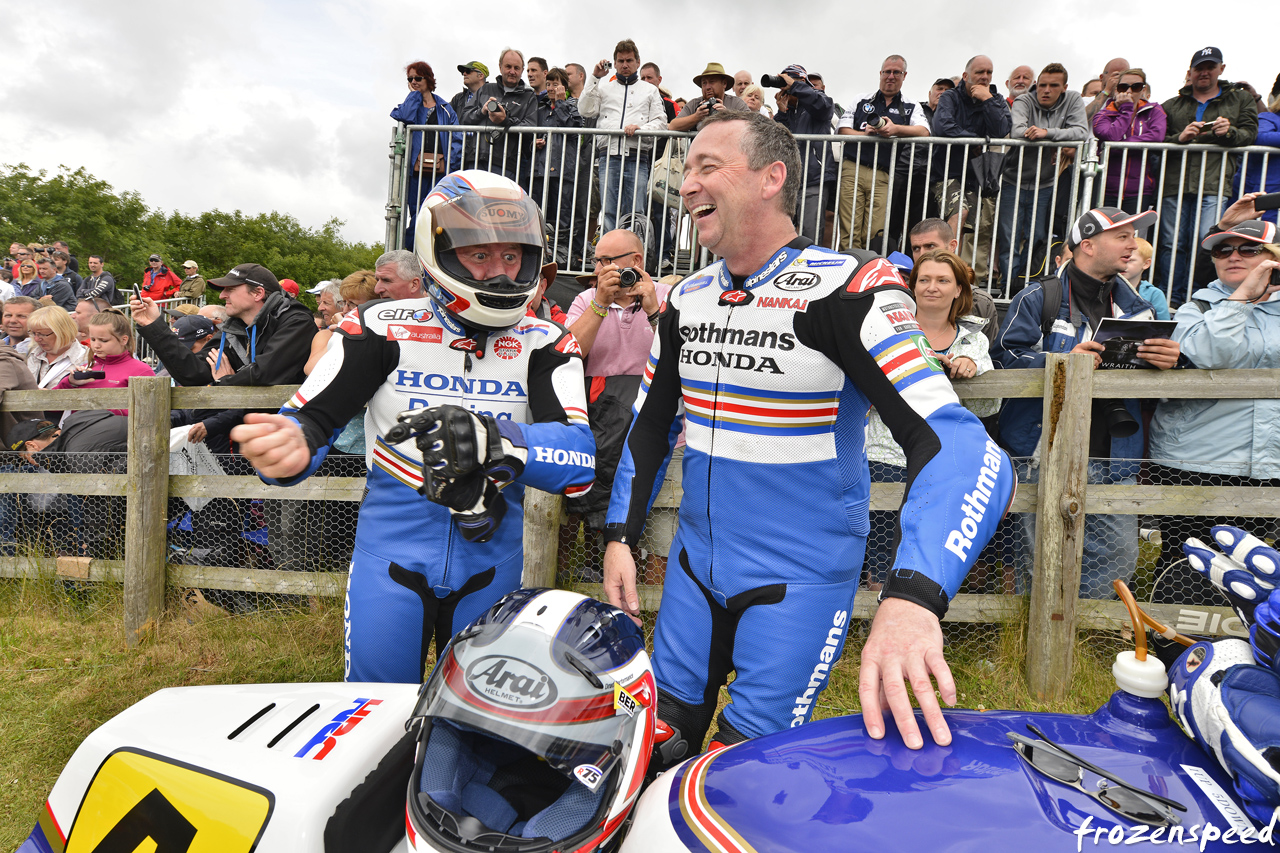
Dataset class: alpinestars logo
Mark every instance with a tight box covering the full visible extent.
[450,338,481,353]
[719,289,753,306]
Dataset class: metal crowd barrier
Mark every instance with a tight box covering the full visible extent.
[390,123,1279,305]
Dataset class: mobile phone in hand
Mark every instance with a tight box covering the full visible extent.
[1255,192,1280,212]
[73,369,106,380]
[131,283,142,302]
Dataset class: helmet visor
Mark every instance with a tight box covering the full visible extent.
[416,624,641,787]
[429,185,545,265]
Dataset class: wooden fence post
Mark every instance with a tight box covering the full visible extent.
[1026,352,1093,700]
[124,376,170,647]
[522,488,563,589]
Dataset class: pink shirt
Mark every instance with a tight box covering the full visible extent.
[566,284,672,378]
[55,350,155,415]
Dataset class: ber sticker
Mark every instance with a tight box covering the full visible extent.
[494,335,522,359]
[613,682,639,717]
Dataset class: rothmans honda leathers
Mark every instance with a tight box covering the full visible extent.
[606,239,1015,743]
[266,297,595,683]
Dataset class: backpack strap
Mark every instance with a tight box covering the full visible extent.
[1039,274,1062,338]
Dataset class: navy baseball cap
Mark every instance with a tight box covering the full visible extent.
[1191,47,1224,68]
[173,315,218,349]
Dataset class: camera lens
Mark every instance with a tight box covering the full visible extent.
[761,74,786,89]
[1100,400,1139,438]
[619,268,639,287]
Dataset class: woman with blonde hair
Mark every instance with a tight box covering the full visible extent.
[26,305,87,390]
[12,258,41,299]
[338,270,378,308]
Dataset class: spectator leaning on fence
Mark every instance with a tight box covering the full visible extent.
[992,207,1180,598]
[932,55,1012,283]
[54,311,153,416]
[1147,221,1280,576]
[77,254,117,305]
[1157,46,1259,308]
[997,62,1089,295]
[907,218,1000,345]
[577,40,667,233]
[1091,68,1167,212]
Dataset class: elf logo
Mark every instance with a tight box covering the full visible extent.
[465,656,558,709]
[719,289,753,306]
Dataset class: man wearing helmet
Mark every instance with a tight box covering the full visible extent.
[603,112,1015,764]
[232,171,595,684]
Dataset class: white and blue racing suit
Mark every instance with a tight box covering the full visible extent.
[606,240,1014,746]
[266,298,594,683]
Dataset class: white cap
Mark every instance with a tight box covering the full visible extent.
[1112,650,1168,698]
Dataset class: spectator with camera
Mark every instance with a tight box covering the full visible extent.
[993,207,1180,597]
[669,63,749,132]
[771,65,834,243]
[932,55,1012,283]
[578,40,667,233]
[459,48,539,187]
[140,254,182,302]
[564,229,670,549]
[1157,47,1259,307]
[836,55,929,253]
[996,62,1089,295]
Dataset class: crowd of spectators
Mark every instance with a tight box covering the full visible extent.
[394,46,1278,306]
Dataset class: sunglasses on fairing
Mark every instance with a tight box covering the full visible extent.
[1210,243,1267,259]
[1114,82,1146,93]
[1008,724,1186,827]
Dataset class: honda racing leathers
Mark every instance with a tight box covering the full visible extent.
[264,298,594,683]
[606,239,1014,747]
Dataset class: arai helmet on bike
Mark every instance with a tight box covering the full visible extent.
[406,588,656,853]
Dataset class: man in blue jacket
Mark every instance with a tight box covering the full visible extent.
[932,55,1012,283]
[992,207,1182,597]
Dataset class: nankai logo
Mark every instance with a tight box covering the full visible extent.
[845,258,905,294]
[719,289,753,306]
[450,338,480,353]
[378,307,434,322]
[476,201,529,226]
[295,697,383,760]
[387,324,443,344]
[756,296,809,310]
[494,335,522,359]
[773,272,819,292]
[465,656,557,709]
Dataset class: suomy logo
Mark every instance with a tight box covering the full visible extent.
[477,201,529,227]
[465,656,558,709]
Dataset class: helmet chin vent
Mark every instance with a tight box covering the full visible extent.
[477,292,531,309]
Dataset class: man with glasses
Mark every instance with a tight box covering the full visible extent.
[836,55,929,253]
[565,230,670,543]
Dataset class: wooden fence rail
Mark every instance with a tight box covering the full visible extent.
[1,365,1276,694]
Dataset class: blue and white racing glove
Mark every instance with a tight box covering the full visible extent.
[1183,525,1280,668]
[1169,638,1280,828]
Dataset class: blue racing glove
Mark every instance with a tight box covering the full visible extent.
[1183,525,1280,668]
[1169,639,1280,828]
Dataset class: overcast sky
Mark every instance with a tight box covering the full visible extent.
[3,0,1272,247]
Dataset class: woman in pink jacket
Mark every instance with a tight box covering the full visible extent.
[1092,68,1167,212]
[56,310,154,414]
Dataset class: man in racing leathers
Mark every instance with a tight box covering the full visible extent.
[602,112,1014,765]
[232,171,594,684]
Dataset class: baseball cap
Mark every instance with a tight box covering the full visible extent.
[458,61,489,78]
[1066,207,1158,250]
[148,254,161,262]
[182,260,197,269]
[208,263,281,293]
[1191,47,1224,68]
[1201,220,1278,251]
[164,304,200,318]
[173,315,218,349]
[279,278,300,298]
[306,280,333,295]
[781,64,808,81]
[8,419,58,451]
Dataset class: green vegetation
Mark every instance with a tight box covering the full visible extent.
[0,576,1127,851]
[0,163,382,290]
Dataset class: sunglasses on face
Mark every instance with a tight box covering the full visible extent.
[1114,82,1145,93]
[407,76,424,83]
[1008,725,1185,827]
[1210,243,1267,259]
